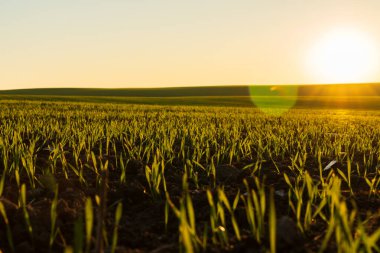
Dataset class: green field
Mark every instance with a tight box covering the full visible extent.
[1,95,380,112]
[0,96,379,253]
[2,84,380,111]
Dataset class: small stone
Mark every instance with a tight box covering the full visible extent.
[275,189,287,198]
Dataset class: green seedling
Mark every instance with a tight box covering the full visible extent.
[84,198,93,253]
[111,202,123,253]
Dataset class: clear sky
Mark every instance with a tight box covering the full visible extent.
[1,0,380,89]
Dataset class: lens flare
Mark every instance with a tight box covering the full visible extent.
[249,85,299,115]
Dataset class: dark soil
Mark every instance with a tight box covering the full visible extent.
[0,151,379,253]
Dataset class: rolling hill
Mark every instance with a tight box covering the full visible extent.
[1,83,380,97]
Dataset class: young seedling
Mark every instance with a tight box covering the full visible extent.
[49,186,59,252]
[268,188,276,253]
[111,202,123,253]
[84,198,93,253]
[0,202,14,252]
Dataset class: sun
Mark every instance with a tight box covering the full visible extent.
[307,28,379,83]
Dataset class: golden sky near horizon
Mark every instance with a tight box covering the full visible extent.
[1,0,380,89]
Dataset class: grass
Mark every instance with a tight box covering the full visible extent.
[1,95,380,110]
[0,96,379,252]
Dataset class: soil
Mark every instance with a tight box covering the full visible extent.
[0,152,379,253]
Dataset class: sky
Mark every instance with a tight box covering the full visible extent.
[1,0,380,89]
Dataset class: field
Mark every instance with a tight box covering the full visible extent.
[0,95,379,253]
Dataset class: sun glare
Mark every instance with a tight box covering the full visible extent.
[307,28,379,83]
